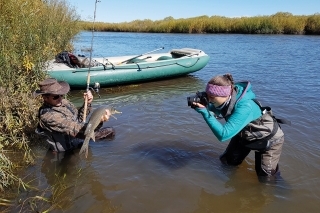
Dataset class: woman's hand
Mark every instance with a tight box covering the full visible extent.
[100,109,111,122]
[84,90,93,104]
[193,102,206,108]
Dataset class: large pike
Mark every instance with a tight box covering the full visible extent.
[79,105,121,158]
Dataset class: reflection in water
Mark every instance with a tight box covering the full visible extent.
[195,183,272,213]
[41,150,80,184]
[131,140,292,213]
[39,150,85,211]
[68,75,204,107]
[40,149,120,213]
[133,140,218,170]
[194,170,292,213]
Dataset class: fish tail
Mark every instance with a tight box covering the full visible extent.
[79,137,90,157]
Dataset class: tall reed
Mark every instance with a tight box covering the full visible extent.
[80,12,320,35]
[0,0,80,195]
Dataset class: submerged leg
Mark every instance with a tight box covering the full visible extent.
[255,136,284,181]
[94,127,115,140]
[219,135,251,166]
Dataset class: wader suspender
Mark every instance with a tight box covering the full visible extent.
[214,85,290,151]
[253,99,291,126]
[248,99,279,146]
[243,99,291,150]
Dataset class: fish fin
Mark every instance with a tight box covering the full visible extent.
[111,115,117,120]
[79,145,87,156]
[85,148,88,158]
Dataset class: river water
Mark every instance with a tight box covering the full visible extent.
[21,32,320,212]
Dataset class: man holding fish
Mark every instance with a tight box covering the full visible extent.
[34,78,115,154]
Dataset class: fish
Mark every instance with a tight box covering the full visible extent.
[79,105,121,158]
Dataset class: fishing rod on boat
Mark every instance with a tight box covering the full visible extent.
[83,0,100,122]
[117,47,164,65]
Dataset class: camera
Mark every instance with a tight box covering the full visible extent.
[187,91,208,108]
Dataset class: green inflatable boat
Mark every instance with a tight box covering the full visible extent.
[45,48,210,89]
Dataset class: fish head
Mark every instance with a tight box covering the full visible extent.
[107,106,122,120]
[109,107,122,115]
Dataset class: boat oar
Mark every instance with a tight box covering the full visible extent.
[117,47,164,65]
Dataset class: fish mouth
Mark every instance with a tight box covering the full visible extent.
[110,109,122,120]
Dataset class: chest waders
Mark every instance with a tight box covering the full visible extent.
[219,90,290,151]
[240,100,288,151]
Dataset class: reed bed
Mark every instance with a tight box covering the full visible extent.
[0,0,80,209]
[81,12,320,35]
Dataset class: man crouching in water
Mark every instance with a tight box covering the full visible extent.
[34,78,114,154]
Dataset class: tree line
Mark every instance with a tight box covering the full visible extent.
[81,12,320,35]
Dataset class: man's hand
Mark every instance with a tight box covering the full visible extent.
[100,109,111,122]
[84,90,93,104]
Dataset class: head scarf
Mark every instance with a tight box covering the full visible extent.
[205,83,231,97]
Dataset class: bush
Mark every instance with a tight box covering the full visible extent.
[305,14,320,34]
[0,0,80,192]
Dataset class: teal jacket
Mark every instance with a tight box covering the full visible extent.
[195,82,262,142]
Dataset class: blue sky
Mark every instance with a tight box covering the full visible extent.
[67,0,320,23]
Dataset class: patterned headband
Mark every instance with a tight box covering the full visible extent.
[205,83,231,97]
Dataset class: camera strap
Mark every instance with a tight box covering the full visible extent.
[220,90,237,118]
[215,95,231,110]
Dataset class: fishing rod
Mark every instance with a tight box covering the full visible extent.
[83,0,100,122]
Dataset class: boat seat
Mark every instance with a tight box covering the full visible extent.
[156,56,172,61]
[170,48,201,58]
[126,58,146,64]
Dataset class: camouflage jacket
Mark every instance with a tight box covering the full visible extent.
[38,99,92,151]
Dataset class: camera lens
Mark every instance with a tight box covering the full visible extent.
[187,92,208,107]
[187,96,199,106]
[187,97,192,106]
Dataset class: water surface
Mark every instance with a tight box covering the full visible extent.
[28,32,320,213]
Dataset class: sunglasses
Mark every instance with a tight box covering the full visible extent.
[51,95,63,100]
